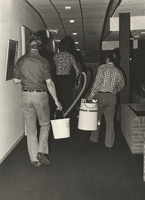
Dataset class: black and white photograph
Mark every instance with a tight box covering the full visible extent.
[0,0,145,200]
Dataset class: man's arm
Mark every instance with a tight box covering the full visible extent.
[72,56,80,78]
[88,67,102,100]
[46,79,62,111]
[13,78,21,85]
[117,73,125,93]
[77,51,87,73]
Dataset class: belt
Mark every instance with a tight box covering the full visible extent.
[23,90,46,92]
[98,91,112,94]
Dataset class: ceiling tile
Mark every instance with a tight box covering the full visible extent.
[27,0,145,52]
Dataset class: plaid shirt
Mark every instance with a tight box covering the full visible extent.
[54,51,80,77]
[90,62,125,96]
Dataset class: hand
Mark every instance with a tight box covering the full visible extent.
[55,100,62,111]
[86,95,94,103]
[87,95,93,101]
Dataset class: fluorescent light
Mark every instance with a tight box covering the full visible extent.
[73,33,77,35]
[70,20,75,23]
[135,35,139,38]
[49,29,60,33]
[75,42,79,44]
[76,48,80,51]
[65,6,71,9]
[55,40,60,42]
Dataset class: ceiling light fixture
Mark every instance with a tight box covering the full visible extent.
[55,40,60,42]
[76,48,80,51]
[49,29,60,33]
[73,33,77,35]
[135,35,140,38]
[70,20,75,23]
[65,6,71,9]
[75,42,79,44]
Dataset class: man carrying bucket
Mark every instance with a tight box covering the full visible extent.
[88,52,125,150]
[13,35,62,167]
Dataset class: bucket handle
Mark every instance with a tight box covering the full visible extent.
[54,110,65,119]
[84,101,97,109]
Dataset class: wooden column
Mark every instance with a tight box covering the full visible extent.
[119,13,130,103]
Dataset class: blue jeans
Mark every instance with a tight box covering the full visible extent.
[90,93,117,148]
[21,92,50,162]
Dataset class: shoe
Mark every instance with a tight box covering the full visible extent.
[37,152,50,165]
[31,161,41,167]
[106,147,112,150]
[90,140,98,145]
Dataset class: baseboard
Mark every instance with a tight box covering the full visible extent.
[0,133,25,164]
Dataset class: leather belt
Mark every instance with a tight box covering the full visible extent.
[23,90,46,92]
[98,91,111,93]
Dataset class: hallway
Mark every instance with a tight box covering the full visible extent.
[0,118,145,200]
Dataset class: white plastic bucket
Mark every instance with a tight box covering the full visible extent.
[78,99,98,131]
[51,118,70,139]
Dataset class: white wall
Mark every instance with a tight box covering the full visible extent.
[0,0,47,163]
[102,41,119,50]
[102,40,138,50]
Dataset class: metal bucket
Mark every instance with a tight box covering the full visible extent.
[51,118,70,139]
[51,110,70,139]
[78,99,98,130]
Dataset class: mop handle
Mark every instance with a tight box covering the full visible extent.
[63,72,87,118]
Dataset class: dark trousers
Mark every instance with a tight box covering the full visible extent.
[90,93,117,148]
[55,75,75,117]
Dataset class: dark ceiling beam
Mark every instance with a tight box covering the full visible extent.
[99,0,122,49]
[25,0,54,39]
[49,0,67,36]
[79,0,86,51]
[26,0,47,29]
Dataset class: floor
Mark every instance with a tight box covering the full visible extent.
[0,117,145,200]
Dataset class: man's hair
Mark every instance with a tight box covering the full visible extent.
[105,52,116,63]
[26,34,42,50]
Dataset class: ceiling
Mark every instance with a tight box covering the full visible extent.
[26,0,145,52]
[106,0,145,42]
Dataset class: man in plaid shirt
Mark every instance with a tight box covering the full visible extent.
[88,52,125,149]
